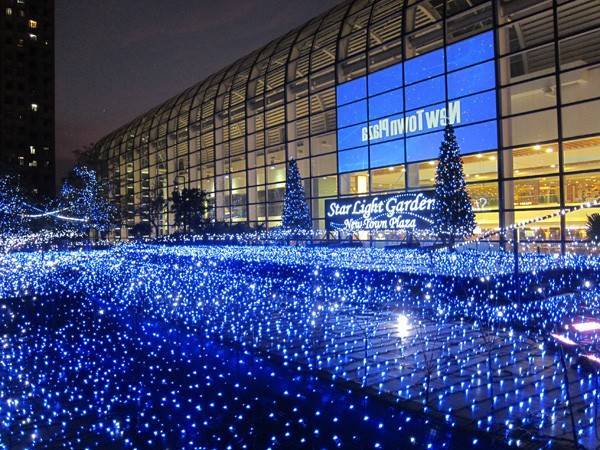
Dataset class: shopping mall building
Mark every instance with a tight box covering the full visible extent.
[93,0,600,250]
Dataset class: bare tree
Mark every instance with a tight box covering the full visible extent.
[136,183,166,238]
[73,143,100,170]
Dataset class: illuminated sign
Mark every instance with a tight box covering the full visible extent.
[325,191,435,232]
[361,100,461,143]
[336,30,497,173]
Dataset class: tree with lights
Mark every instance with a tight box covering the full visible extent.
[432,124,475,248]
[59,166,118,237]
[171,188,209,234]
[282,159,312,232]
[0,174,27,235]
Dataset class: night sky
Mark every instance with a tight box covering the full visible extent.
[55,0,340,182]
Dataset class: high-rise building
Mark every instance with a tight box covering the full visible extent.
[0,0,54,198]
[93,0,600,251]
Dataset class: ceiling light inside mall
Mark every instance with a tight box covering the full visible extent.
[534,144,542,150]
[546,148,554,153]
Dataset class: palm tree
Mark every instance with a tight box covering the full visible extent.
[586,213,600,242]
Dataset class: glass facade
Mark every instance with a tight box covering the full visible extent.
[93,0,600,247]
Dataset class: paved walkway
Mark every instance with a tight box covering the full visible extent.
[250,307,599,449]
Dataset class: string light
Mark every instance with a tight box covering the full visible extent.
[0,243,599,448]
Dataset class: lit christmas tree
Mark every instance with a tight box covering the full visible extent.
[432,124,475,248]
[282,159,312,231]
[0,174,27,235]
[59,166,118,236]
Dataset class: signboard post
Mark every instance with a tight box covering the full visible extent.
[325,191,436,233]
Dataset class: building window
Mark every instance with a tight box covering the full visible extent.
[563,136,600,172]
[28,19,37,28]
[6,7,12,15]
[30,103,38,112]
[29,160,38,167]
[370,165,405,192]
[29,34,37,41]
[18,157,25,166]
[30,146,36,155]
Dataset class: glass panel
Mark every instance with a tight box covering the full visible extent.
[230,172,246,189]
[368,62,403,95]
[511,209,561,241]
[498,43,555,85]
[336,77,367,105]
[561,99,600,138]
[497,0,552,26]
[557,0,600,38]
[339,170,369,195]
[312,175,337,198]
[563,136,600,172]
[405,25,444,59]
[565,206,600,241]
[502,109,557,147]
[446,2,493,43]
[467,182,499,210]
[500,76,557,116]
[503,143,559,177]
[311,132,337,156]
[370,139,405,168]
[370,165,406,192]
[406,159,438,188]
[267,164,286,184]
[497,8,554,55]
[474,211,500,235]
[288,138,310,159]
[338,146,369,173]
[504,176,560,208]
[559,28,600,71]
[564,172,600,206]
[311,153,337,176]
[560,64,600,104]
[337,99,368,128]
[404,47,445,83]
[462,152,498,181]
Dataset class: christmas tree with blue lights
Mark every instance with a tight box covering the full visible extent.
[432,124,475,248]
[282,159,312,231]
[60,166,118,236]
[0,174,26,235]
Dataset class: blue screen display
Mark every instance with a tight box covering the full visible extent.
[336,30,497,172]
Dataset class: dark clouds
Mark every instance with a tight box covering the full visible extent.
[55,0,340,182]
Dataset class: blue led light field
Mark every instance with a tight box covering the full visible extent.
[1,243,599,449]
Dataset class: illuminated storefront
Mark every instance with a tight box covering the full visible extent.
[93,0,600,250]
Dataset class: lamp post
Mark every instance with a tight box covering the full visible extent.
[513,228,520,303]
[583,353,600,440]
[551,333,580,446]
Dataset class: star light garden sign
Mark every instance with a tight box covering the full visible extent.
[325,191,436,232]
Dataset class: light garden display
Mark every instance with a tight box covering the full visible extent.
[1,243,600,448]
